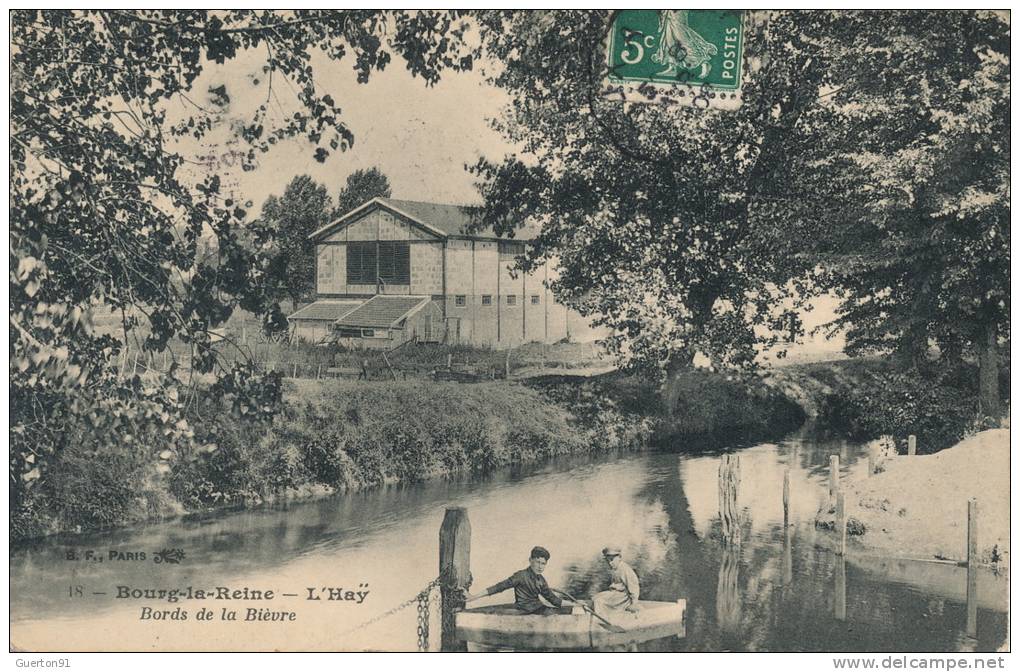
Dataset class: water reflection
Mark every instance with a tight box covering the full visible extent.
[715,545,742,636]
[10,425,1009,652]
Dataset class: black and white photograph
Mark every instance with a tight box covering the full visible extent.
[8,8,1011,658]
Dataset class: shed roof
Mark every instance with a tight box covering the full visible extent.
[287,300,362,322]
[310,197,540,242]
[335,295,431,329]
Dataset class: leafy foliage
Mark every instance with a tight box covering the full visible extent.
[261,175,333,304]
[473,10,1009,412]
[787,11,1010,416]
[334,166,393,218]
[818,369,978,455]
[473,11,844,378]
[10,10,477,525]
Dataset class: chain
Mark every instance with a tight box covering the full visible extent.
[336,574,444,646]
[416,586,431,652]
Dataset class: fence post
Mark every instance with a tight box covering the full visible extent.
[868,454,876,477]
[439,507,471,652]
[966,498,978,638]
[504,349,511,379]
[382,351,398,381]
[908,435,917,456]
[829,455,839,503]
[446,353,452,370]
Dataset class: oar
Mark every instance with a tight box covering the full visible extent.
[553,589,626,633]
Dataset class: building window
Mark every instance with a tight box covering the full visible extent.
[481,295,492,306]
[498,240,526,261]
[378,241,410,284]
[346,241,410,285]
[455,295,466,307]
[506,295,517,306]
[346,242,376,285]
[531,295,540,305]
[362,329,375,338]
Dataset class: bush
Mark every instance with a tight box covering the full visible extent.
[168,414,308,507]
[657,370,806,446]
[268,380,595,492]
[818,368,978,454]
[12,431,173,540]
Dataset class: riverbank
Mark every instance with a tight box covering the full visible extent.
[11,366,804,541]
[772,356,1009,454]
[818,428,1009,567]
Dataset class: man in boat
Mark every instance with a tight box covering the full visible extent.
[593,546,640,617]
[463,545,571,615]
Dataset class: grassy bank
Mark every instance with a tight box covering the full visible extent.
[167,379,654,510]
[526,368,807,449]
[12,365,809,541]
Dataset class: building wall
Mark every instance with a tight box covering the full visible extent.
[442,242,603,347]
[313,205,604,346]
[317,210,440,296]
[410,243,443,296]
[291,319,334,344]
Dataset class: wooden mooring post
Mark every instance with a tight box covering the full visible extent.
[829,455,839,502]
[835,491,847,556]
[782,525,793,588]
[782,467,791,528]
[908,434,917,456]
[966,498,978,638]
[439,507,471,652]
[718,455,741,545]
[834,555,847,621]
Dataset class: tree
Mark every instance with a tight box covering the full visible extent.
[10,10,477,520]
[262,176,333,305]
[789,11,1009,419]
[473,11,844,406]
[334,166,393,217]
[473,10,1008,418]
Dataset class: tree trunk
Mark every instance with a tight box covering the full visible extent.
[978,321,999,422]
[661,348,696,415]
[661,294,717,414]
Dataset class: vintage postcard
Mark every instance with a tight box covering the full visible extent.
[9,9,1010,659]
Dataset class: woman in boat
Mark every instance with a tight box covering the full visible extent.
[593,547,640,617]
[463,546,572,615]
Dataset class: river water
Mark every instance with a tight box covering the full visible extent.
[10,425,1007,652]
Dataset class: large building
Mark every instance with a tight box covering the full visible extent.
[287,197,601,348]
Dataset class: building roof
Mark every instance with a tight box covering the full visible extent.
[310,197,541,242]
[287,300,362,322]
[335,295,431,329]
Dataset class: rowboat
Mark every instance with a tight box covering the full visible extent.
[455,599,686,650]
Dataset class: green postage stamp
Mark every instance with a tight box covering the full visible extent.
[605,10,745,110]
